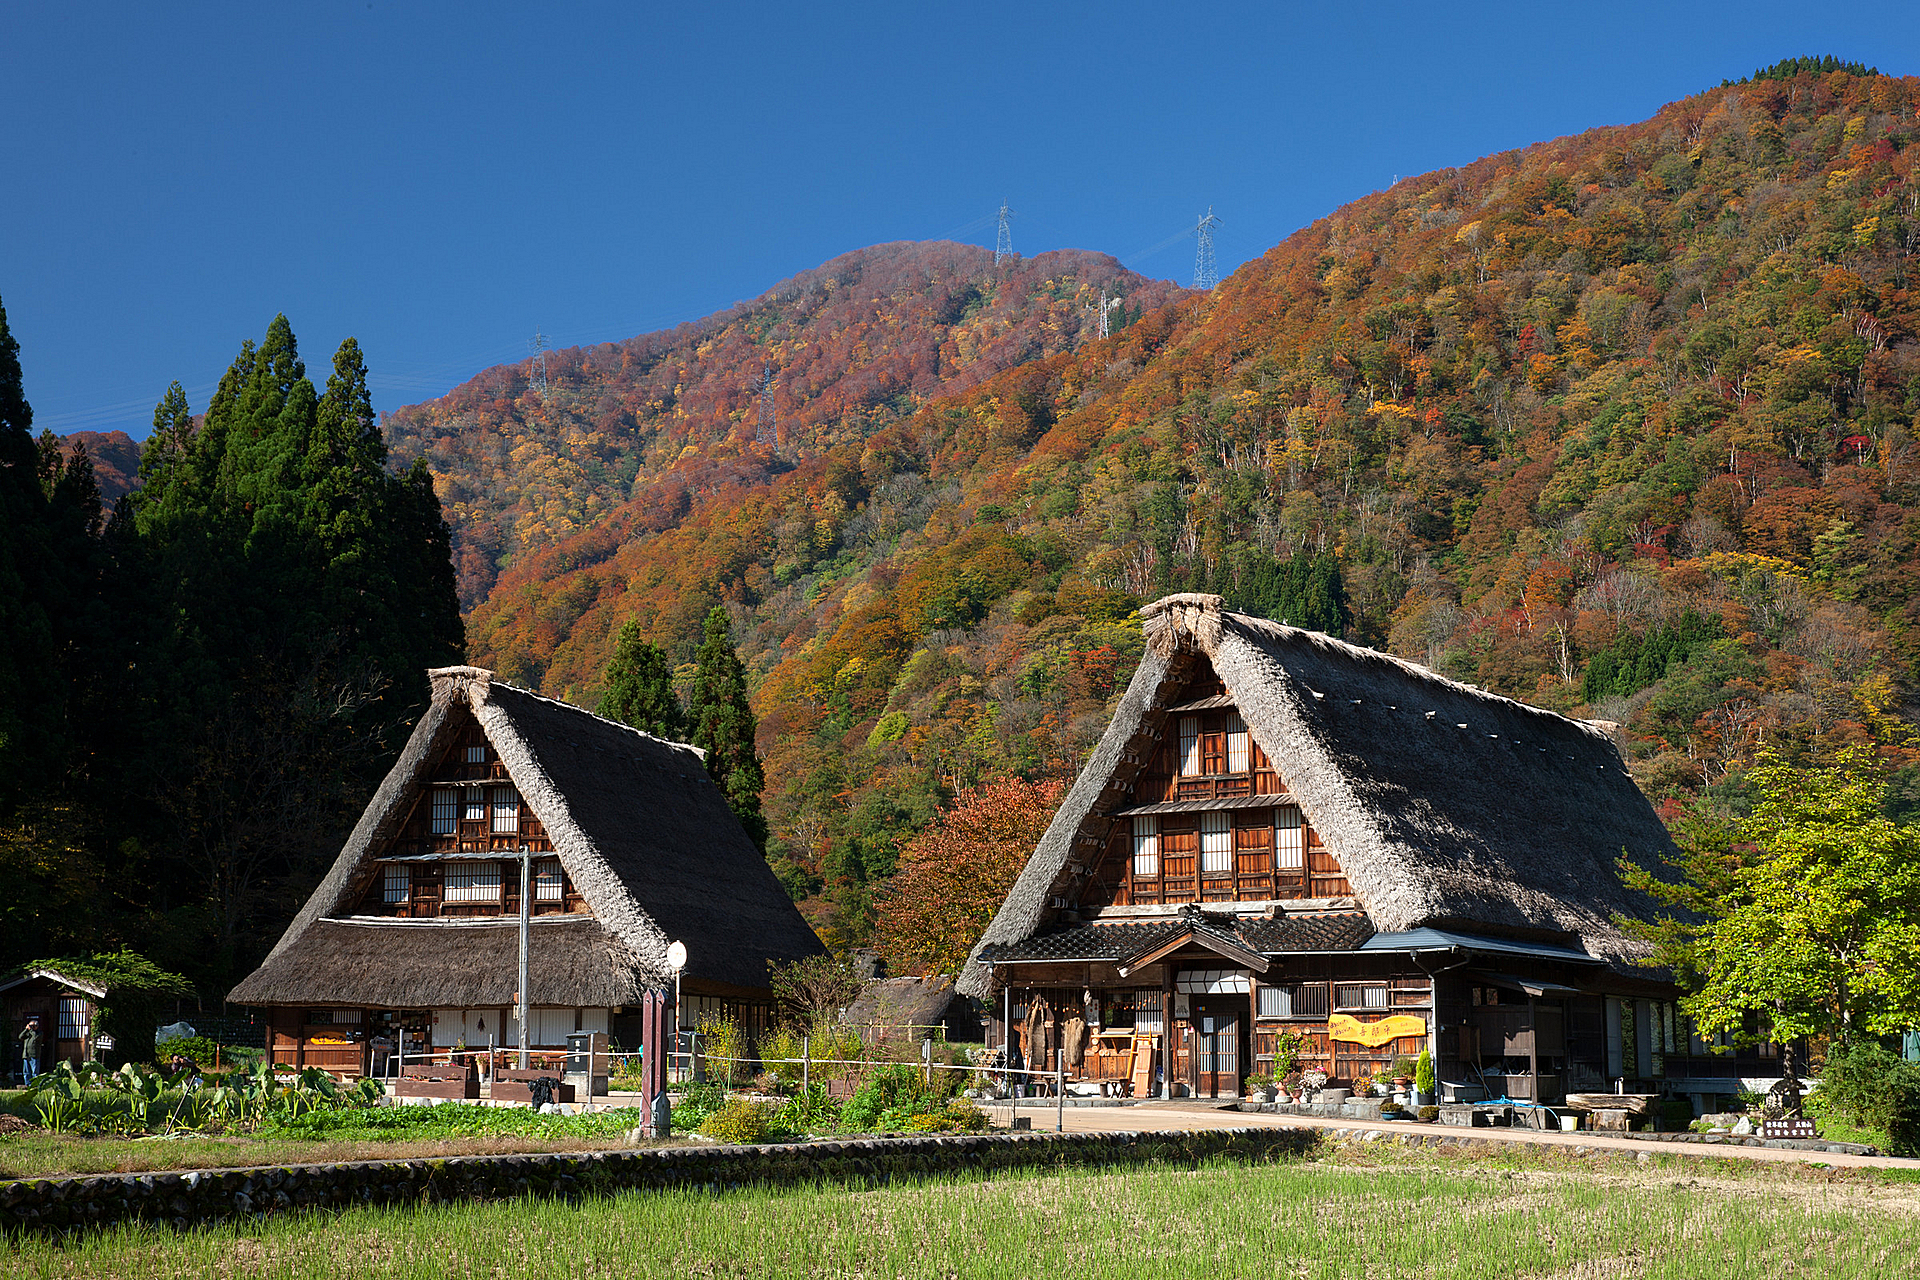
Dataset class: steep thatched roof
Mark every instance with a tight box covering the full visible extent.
[226,917,640,1008]
[840,976,965,1031]
[230,667,822,1008]
[958,595,1676,997]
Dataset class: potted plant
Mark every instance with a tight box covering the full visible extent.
[1278,1071,1303,1104]
[1414,1046,1436,1107]
[1244,1072,1277,1103]
[1300,1068,1329,1102]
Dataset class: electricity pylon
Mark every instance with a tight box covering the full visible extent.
[756,365,777,447]
[995,201,1015,265]
[1193,207,1222,291]
[529,330,550,396]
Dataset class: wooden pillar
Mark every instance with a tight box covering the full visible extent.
[641,988,669,1132]
[1526,994,1538,1102]
[1160,968,1174,1099]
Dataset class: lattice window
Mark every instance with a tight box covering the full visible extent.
[535,859,564,902]
[1275,807,1305,869]
[491,786,520,834]
[58,997,87,1039]
[466,745,487,763]
[1335,983,1388,1010]
[1178,716,1200,776]
[463,790,487,822]
[383,864,410,903]
[1292,983,1330,1017]
[430,789,457,835]
[1226,712,1249,773]
[1131,815,1159,877]
[445,861,502,902]
[1200,811,1232,874]
[1258,984,1293,1018]
[1133,989,1165,1033]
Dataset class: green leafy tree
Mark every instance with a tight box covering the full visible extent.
[598,619,685,739]
[687,606,767,850]
[1622,747,1920,1055]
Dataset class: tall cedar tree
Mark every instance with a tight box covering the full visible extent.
[872,777,1065,976]
[687,607,767,850]
[119,316,462,982]
[598,619,685,739]
[0,295,63,806]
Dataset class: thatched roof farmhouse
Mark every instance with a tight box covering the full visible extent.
[229,666,822,1073]
[961,595,1769,1113]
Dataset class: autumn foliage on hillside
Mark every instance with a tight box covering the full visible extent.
[386,241,1181,608]
[417,66,1920,964]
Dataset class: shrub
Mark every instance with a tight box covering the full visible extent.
[1415,1048,1435,1094]
[699,1097,771,1144]
[1815,1041,1920,1156]
[672,1081,726,1130]
[774,1083,841,1134]
[842,1063,938,1132]
[1418,1105,1439,1123]
[902,1097,988,1133]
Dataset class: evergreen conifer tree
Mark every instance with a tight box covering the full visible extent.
[687,606,767,850]
[599,619,685,739]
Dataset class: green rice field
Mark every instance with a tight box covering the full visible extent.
[14,1148,1920,1279]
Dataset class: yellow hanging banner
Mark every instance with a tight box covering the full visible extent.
[1327,1013,1427,1047]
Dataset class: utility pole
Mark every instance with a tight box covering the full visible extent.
[755,365,777,447]
[528,330,550,397]
[1193,207,1222,291]
[995,200,1015,266]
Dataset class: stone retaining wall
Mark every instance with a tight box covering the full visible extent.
[2,1127,1319,1236]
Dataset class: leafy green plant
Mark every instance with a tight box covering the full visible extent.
[1271,1032,1305,1078]
[699,1097,771,1143]
[1415,1048,1435,1095]
[900,1097,988,1133]
[774,1083,841,1133]
[841,1063,938,1132]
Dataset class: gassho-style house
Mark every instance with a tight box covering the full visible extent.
[227,666,823,1074]
[960,594,1784,1115]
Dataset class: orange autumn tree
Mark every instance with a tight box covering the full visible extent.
[873,776,1065,977]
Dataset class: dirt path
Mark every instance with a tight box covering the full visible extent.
[984,1098,1920,1172]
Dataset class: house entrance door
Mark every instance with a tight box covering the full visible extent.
[1190,998,1245,1097]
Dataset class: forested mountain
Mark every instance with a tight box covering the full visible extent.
[58,431,141,502]
[417,65,1920,957]
[385,241,1183,608]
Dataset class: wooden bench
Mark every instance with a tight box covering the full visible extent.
[489,1068,576,1105]
[393,1063,479,1101]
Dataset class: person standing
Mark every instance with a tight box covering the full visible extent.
[17,1015,43,1084]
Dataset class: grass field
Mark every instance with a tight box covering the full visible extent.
[14,1146,1920,1279]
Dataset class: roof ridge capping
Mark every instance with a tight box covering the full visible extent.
[1144,594,1618,742]
[428,664,705,759]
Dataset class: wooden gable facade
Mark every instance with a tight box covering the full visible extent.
[964,595,1785,1115]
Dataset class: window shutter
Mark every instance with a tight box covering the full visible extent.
[1131,815,1159,877]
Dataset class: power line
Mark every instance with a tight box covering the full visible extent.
[1193,206,1222,291]
[995,200,1015,266]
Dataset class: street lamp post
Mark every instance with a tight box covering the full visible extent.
[516,844,531,1071]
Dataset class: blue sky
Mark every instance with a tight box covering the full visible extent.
[3,2,1914,439]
